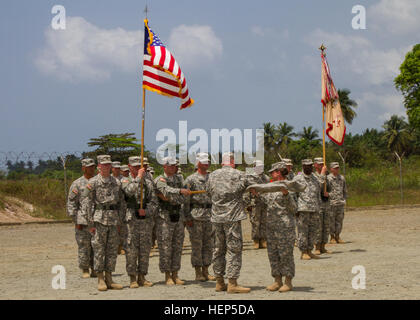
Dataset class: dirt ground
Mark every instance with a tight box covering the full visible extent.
[0,207,419,300]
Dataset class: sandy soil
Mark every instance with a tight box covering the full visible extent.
[0,196,51,224]
[0,207,419,300]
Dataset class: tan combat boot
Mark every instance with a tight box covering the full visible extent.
[266,276,283,291]
[97,272,108,291]
[301,251,311,260]
[279,276,293,292]
[330,235,337,244]
[307,250,320,259]
[227,278,251,294]
[314,243,322,255]
[104,272,123,290]
[172,271,185,285]
[336,235,345,244]
[215,276,227,292]
[82,269,90,279]
[253,240,260,249]
[195,266,206,282]
[129,275,139,288]
[260,239,267,249]
[202,266,216,281]
[90,269,97,278]
[138,274,153,287]
[165,272,175,285]
[320,243,332,254]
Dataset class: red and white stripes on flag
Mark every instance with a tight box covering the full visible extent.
[142,19,194,109]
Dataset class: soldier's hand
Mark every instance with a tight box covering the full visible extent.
[89,227,96,235]
[249,188,258,196]
[180,189,192,196]
[138,209,146,216]
[280,186,289,195]
[185,220,193,227]
[321,165,327,175]
[323,191,329,197]
[137,167,146,179]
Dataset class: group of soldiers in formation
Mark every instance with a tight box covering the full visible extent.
[67,152,347,293]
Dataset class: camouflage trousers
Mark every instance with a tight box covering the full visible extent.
[156,217,185,273]
[296,211,320,252]
[212,221,243,279]
[91,222,119,273]
[119,224,128,250]
[151,216,158,247]
[266,215,295,278]
[125,217,154,275]
[75,225,94,270]
[330,205,345,236]
[317,204,330,244]
[250,203,267,241]
[187,220,214,267]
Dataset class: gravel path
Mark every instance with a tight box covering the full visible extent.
[1,207,419,299]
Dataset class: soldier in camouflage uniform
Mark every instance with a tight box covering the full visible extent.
[66,158,96,278]
[155,156,191,285]
[183,153,216,282]
[244,160,269,249]
[205,152,257,294]
[313,157,332,254]
[82,155,125,291]
[283,159,295,181]
[121,165,130,178]
[112,161,123,180]
[147,166,158,253]
[249,162,302,292]
[121,156,158,288]
[294,159,327,260]
[328,162,347,244]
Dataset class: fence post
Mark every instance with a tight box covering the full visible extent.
[60,156,68,201]
[394,152,403,205]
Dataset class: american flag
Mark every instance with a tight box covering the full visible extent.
[142,20,194,109]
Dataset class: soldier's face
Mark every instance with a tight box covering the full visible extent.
[164,164,177,176]
[122,171,129,177]
[271,170,281,180]
[98,163,111,176]
[83,165,95,177]
[286,165,292,173]
[129,165,140,176]
[331,167,339,175]
[303,165,313,175]
[197,162,209,172]
[112,167,121,176]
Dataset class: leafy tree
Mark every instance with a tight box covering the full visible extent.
[298,126,320,146]
[395,44,420,130]
[382,115,412,155]
[276,122,296,149]
[338,88,358,124]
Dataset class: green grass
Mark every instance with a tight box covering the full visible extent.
[0,178,68,220]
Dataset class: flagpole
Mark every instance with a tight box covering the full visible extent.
[320,44,327,193]
[140,6,148,209]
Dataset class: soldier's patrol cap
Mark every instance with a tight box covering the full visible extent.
[196,152,210,164]
[330,162,340,168]
[162,156,177,165]
[302,159,314,166]
[112,161,121,168]
[120,165,129,172]
[128,156,142,166]
[147,166,155,173]
[314,157,324,164]
[81,158,95,167]
[142,157,149,165]
[97,155,112,165]
[283,158,293,166]
[269,162,286,173]
[175,159,180,166]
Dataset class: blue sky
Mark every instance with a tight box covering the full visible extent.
[1,0,419,154]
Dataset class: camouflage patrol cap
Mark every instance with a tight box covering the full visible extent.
[162,156,177,165]
[268,162,286,173]
[330,162,340,168]
[120,165,129,172]
[81,158,95,167]
[196,152,210,164]
[314,157,324,164]
[112,161,121,168]
[302,159,313,166]
[97,155,112,165]
[283,158,293,166]
[147,166,155,173]
[142,157,149,165]
[128,156,142,166]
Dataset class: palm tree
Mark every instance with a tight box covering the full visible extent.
[263,122,276,152]
[338,88,358,124]
[298,126,320,143]
[382,115,412,155]
[276,122,296,148]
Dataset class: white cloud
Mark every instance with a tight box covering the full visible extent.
[251,26,289,39]
[303,29,408,86]
[370,0,420,35]
[35,17,143,82]
[168,25,222,68]
[359,92,405,121]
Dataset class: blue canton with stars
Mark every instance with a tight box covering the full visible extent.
[144,24,165,54]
